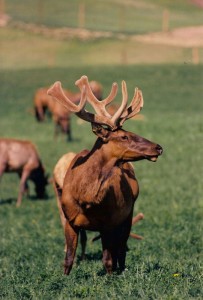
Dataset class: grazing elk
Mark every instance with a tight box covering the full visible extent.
[0,138,48,207]
[50,101,72,141]
[48,75,163,275]
[34,87,54,122]
[34,81,103,141]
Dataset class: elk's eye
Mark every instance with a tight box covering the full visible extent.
[121,136,128,140]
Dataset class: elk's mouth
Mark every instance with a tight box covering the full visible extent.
[146,155,158,162]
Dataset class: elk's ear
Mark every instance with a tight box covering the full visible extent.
[91,123,110,141]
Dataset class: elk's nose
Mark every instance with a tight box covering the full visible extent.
[156,144,163,155]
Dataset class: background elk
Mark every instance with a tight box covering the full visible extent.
[34,81,103,141]
[34,87,54,122]
[48,75,163,275]
[50,101,72,141]
[53,152,144,258]
[0,138,48,207]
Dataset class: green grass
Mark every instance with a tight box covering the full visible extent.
[5,0,203,33]
[0,64,203,299]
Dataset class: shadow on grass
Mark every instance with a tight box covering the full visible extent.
[77,250,102,262]
[29,194,51,202]
[0,195,51,205]
[0,198,16,205]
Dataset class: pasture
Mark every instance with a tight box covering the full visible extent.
[0,65,202,299]
[0,0,203,299]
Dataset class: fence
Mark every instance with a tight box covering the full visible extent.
[0,0,202,65]
[1,0,175,34]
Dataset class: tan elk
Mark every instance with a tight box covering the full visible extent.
[34,81,103,141]
[34,87,54,122]
[0,138,48,206]
[48,75,163,275]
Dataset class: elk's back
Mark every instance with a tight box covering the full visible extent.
[53,152,76,189]
[0,139,40,172]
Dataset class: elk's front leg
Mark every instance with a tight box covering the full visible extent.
[64,221,79,275]
[117,215,132,272]
[0,163,6,181]
[101,215,132,274]
[67,123,72,142]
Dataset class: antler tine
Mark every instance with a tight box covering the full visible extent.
[47,81,87,113]
[48,79,116,129]
[119,88,144,126]
[75,75,118,117]
[102,82,118,107]
[48,77,143,130]
[111,80,128,126]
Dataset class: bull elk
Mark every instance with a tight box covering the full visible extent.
[48,75,163,275]
[53,152,144,258]
[0,138,48,206]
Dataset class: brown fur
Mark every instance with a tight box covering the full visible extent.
[0,138,48,206]
[53,152,76,229]
[53,151,145,257]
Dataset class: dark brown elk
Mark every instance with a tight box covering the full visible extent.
[53,152,144,258]
[0,138,48,207]
[48,75,163,275]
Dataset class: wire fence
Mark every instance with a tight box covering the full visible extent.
[1,0,202,65]
[0,0,189,35]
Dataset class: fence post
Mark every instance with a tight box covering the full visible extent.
[119,4,126,33]
[78,2,85,29]
[192,47,199,65]
[162,9,170,32]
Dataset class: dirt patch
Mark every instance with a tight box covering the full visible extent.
[3,17,203,48]
[9,20,124,40]
[132,26,203,48]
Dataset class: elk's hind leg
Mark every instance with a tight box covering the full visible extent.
[64,221,79,275]
[101,232,117,274]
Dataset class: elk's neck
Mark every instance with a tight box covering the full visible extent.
[71,139,118,198]
[88,139,117,175]
[68,138,137,206]
[70,140,119,203]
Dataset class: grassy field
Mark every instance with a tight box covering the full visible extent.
[2,0,203,69]
[0,0,203,298]
[5,0,203,33]
[0,64,203,299]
